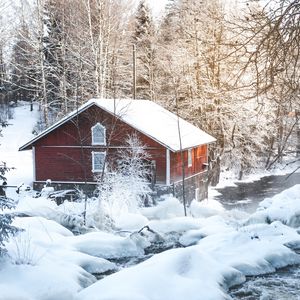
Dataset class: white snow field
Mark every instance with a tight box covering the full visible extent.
[0,103,300,300]
[0,103,39,187]
[0,186,299,300]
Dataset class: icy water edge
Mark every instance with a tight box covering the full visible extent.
[216,172,300,299]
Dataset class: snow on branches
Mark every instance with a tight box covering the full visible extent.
[95,134,152,230]
[0,196,19,257]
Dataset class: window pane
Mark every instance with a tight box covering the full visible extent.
[93,152,105,171]
[188,149,192,167]
[92,124,105,145]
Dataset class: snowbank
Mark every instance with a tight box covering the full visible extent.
[77,219,300,300]
[1,187,300,300]
[247,184,300,227]
[1,215,118,300]
[77,247,230,300]
[66,231,147,259]
[0,260,95,300]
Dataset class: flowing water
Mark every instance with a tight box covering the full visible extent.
[230,263,300,300]
[215,172,300,299]
[215,172,300,213]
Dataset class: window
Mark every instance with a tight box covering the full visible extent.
[188,149,192,167]
[92,151,106,172]
[91,123,106,145]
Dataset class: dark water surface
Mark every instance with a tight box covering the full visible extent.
[215,172,300,299]
[215,172,300,213]
[230,263,300,300]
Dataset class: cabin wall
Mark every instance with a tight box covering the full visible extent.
[35,147,166,183]
[33,106,167,183]
[170,145,208,183]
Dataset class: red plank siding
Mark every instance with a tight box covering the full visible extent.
[33,106,167,183]
[170,145,207,183]
[35,146,167,183]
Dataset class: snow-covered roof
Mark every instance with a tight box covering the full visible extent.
[19,99,216,152]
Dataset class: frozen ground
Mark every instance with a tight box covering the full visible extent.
[0,185,299,300]
[0,104,300,300]
[0,103,39,187]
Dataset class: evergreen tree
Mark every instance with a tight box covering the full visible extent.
[42,0,66,116]
[0,196,19,257]
[0,161,19,258]
[133,0,157,100]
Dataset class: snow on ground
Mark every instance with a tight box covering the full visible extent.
[76,187,300,300]
[1,104,300,300]
[66,231,148,260]
[77,246,230,300]
[247,184,300,228]
[213,161,300,190]
[0,102,39,188]
[0,185,299,300]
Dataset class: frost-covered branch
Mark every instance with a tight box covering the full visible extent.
[95,133,152,230]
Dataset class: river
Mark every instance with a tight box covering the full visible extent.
[215,172,300,299]
[214,172,300,213]
[230,260,300,300]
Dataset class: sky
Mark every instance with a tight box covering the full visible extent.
[146,0,169,17]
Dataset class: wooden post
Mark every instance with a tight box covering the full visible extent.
[175,101,187,216]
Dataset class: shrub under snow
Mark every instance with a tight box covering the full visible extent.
[95,134,152,229]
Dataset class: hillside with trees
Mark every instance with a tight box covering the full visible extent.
[0,0,299,184]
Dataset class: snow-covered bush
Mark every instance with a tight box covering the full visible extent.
[0,161,10,183]
[0,158,20,258]
[95,134,152,229]
[0,196,20,258]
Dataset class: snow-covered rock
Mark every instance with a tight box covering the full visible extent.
[0,261,95,300]
[141,196,185,220]
[246,184,300,227]
[66,231,147,259]
[76,247,233,300]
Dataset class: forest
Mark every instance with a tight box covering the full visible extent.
[0,0,299,184]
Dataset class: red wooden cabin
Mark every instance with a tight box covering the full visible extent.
[19,99,216,201]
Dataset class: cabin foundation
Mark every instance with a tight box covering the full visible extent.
[33,171,208,203]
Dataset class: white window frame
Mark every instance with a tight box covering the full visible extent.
[166,149,170,185]
[188,149,193,167]
[91,123,106,145]
[92,151,106,173]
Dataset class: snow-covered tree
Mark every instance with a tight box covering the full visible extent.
[10,23,36,103]
[0,161,9,183]
[95,134,152,229]
[239,1,300,167]
[0,131,19,258]
[133,0,157,100]
[0,196,19,258]
[0,160,19,258]
[117,134,152,198]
